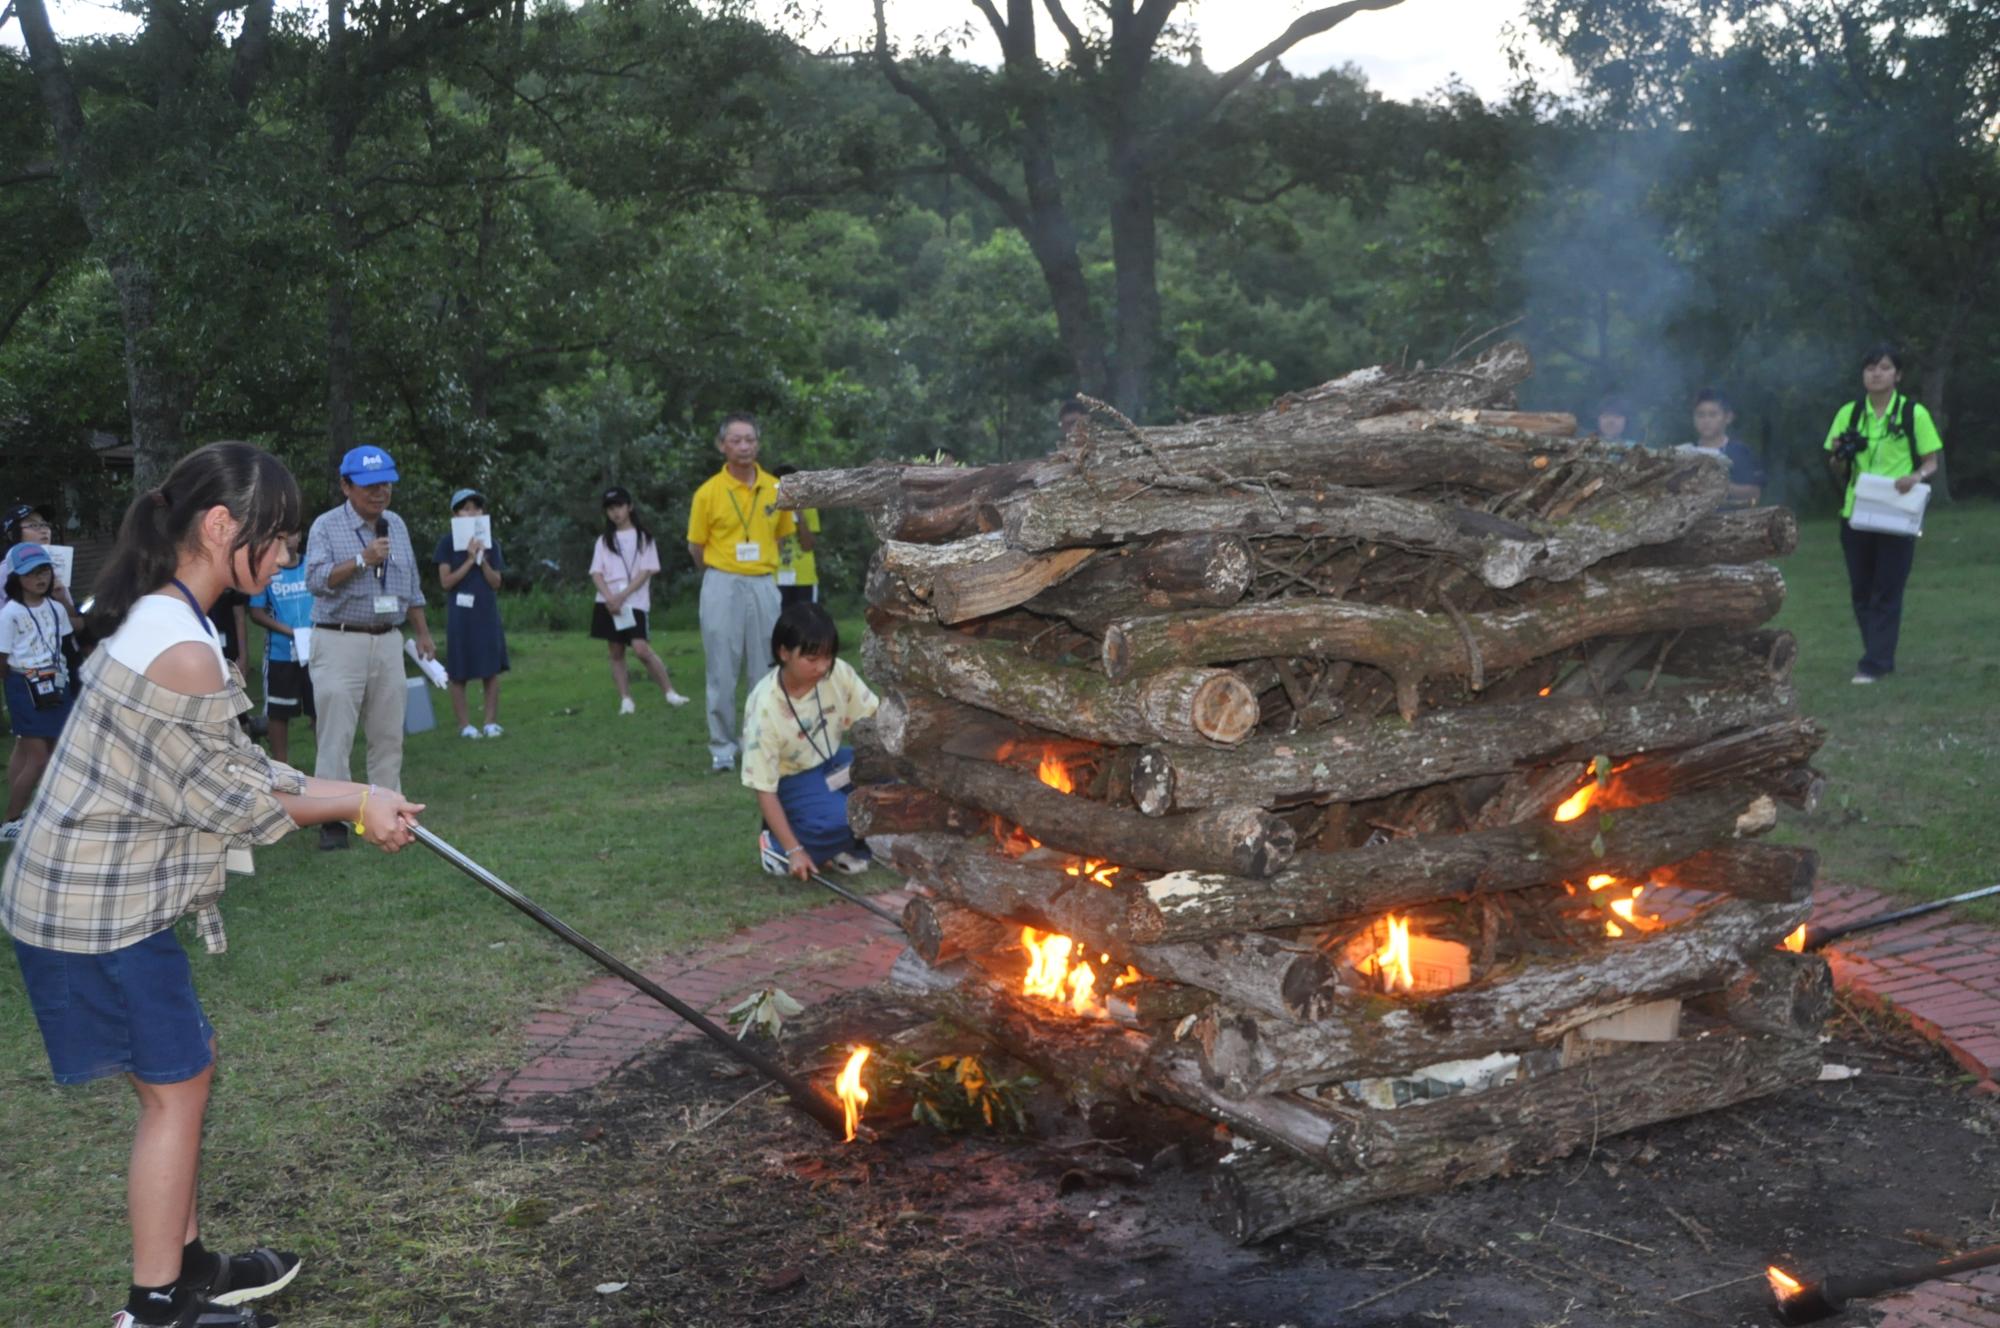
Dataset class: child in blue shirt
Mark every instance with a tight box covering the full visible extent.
[247,533,316,764]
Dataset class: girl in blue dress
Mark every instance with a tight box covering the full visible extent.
[431,489,510,738]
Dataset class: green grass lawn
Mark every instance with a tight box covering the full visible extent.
[1770,500,2000,910]
[0,510,1994,1326]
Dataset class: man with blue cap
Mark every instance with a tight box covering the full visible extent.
[303,445,435,850]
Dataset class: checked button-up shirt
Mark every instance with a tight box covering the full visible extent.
[304,501,425,627]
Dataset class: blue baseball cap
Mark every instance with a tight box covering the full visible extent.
[339,445,400,486]
[450,488,484,511]
[7,543,52,576]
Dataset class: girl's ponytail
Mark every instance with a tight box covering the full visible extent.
[90,443,302,639]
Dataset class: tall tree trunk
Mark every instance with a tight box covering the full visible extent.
[16,0,194,487]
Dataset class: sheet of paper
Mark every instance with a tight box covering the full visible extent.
[1850,473,1930,536]
[292,626,313,664]
[43,544,74,590]
[451,514,493,552]
[403,637,449,687]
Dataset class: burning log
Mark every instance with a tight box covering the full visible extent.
[901,897,1017,967]
[1126,679,1797,816]
[882,834,1339,1022]
[867,623,1260,746]
[1191,895,1811,1095]
[872,690,1099,771]
[1123,785,1785,944]
[900,750,1296,879]
[846,783,987,838]
[1101,562,1786,710]
[1205,1027,1821,1244]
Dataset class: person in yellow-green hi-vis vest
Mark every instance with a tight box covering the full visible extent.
[687,412,805,774]
[767,464,820,607]
[1823,343,1943,685]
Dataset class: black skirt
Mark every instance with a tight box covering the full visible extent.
[589,602,649,644]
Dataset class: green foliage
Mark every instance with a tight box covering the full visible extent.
[896,1054,1038,1135]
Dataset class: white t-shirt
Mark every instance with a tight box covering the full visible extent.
[588,530,663,614]
[105,593,227,679]
[0,598,72,680]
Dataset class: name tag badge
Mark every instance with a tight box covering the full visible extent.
[226,845,255,875]
[775,570,797,586]
[825,764,852,791]
[456,592,476,609]
[735,541,762,564]
[373,594,400,616]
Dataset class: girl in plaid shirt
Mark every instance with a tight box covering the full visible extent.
[3,443,426,1328]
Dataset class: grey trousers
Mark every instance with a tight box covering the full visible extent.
[700,568,780,767]
[311,626,407,792]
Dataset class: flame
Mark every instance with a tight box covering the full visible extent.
[835,1046,870,1143]
[1065,857,1121,888]
[1605,886,1663,937]
[1037,752,1075,794]
[1586,873,1617,892]
[1553,782,1596,822]
[1782,925,1807,953]
[1371,915,1415,993]
[1768,1266,1804,1300]
[1538,685,1553,697]
[1021,928,1143,1016]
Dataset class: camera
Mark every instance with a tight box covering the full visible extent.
[1831,428,1866,465]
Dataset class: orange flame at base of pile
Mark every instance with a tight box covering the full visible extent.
[835,1046,871,1143]
[1767,1266,1804,1301]
[1782,924,1807,953]
[1553,783,1597,822]
[1370,915,1415,993]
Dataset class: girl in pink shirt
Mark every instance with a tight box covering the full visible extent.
[588,486,689,715]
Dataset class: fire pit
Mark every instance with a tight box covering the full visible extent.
[782,342,1829,1243]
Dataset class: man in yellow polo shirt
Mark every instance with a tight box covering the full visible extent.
[687,412,806,773]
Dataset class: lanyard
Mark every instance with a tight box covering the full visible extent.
[612,531,637,583]
[782,681,833,765]
[724,480,762,543]
[22,600,60,670]
[169,579,217,637]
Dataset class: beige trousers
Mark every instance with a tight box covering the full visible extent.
[311,627,407,792]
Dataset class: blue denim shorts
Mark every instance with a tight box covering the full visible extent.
[12,927,217,1085]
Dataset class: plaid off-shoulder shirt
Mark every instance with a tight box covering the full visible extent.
[1,648,307,955]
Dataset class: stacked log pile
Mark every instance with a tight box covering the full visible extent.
[779,343,1830,1243]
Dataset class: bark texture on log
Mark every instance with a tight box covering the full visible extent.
[902,896,1018,967]
[904,750,1296,879]
[1103,563,1787,717]
[1612,506,1799,568]
[1612,718,1826,804]
[1128,785,1784,944]
[1654,628,1800,684]
[1193,895,1810,1095]
[1203,1029,1819,1244]
[867,623,1258,746]
[874,690,1100,770]
[847,783,988,839]
[1695,951,1833,1038]
[1130,680,1796,815]
[1024,533,1254,634]
[882,834,1338,1022]
[932,546,1098,625]
[1648,841,1819,904]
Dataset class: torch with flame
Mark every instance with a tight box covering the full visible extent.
[835,1046,870,1143]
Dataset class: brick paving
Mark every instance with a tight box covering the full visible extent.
[478,875,2000,1322]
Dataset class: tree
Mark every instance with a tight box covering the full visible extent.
[869,0,1406,420]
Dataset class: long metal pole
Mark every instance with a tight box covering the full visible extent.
[1806,881,2000,951]
[1776,1243,2000,1324]
[411,824,848,1138]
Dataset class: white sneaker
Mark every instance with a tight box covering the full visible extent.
[483,723,504,738]
[0,820,21,843]
[829,851,872,875]
[1851,672,1877,685]
[618,697,636,715]
[460,725,481,739]
[664,690,690,707]
[757,830,790,877]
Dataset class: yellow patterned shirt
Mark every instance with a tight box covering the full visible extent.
[740,658,879,793]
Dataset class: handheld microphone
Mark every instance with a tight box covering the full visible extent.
[374,516,389,585]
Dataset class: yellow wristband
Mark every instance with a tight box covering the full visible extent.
[354,785,371,836]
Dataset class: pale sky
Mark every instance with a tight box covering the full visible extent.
[15,0,1562,104]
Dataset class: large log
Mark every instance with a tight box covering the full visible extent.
[1126,785,1784,944]
[1696,950,1833,1038]
[904,750,1296,879]
[1612,717,1826,804]
[988,455,1727,590]
[1102,563,1788,717]
[1192,894,1810,1095]
[882,834,1339,1022]
[873,689,1100,770]
[1612,505,1799,568]
[866,623,1259,747]
[1654,627,1800,684]
[1128,679,1797,815]
[1648,841,1819,904]
[1203,1028,1820,1244]
[902,896,1017,966]
[847,783,988,838]
[1023,533,1254,634]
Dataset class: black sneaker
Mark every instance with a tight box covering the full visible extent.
[202,1247,301,1307]
[318,823,350,852]
[112,1300,279,1327]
